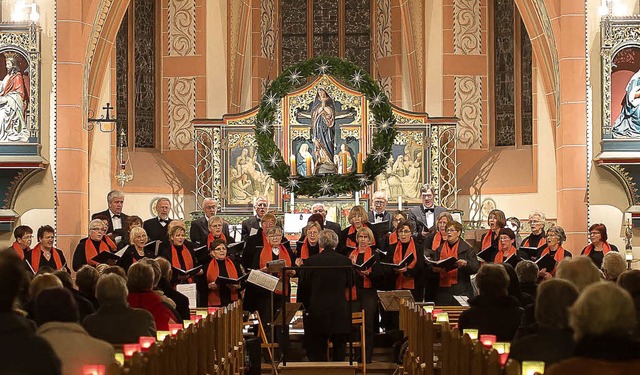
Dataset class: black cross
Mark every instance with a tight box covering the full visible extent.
[103,103,114,121]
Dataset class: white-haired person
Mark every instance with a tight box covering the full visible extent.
[520,211,548,260]
[538,225,572,277]
[546,282,640,374]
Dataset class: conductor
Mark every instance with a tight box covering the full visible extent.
[298,229,353,361]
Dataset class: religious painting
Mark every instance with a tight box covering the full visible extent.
[223,128,277,207]
[0,51,30,143]
[608,46,640,139]
[287,75,363,181]
[376,129,426,202]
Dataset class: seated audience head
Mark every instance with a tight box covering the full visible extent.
[476,263,510,298]
[13,225,33,249]
[35,288,79,326]
[155,257,172,282]
[101,265,127,280]
[528,211,546,234]
[618,269,640,296]
[348,205,368,227]
[420,184,436,208]
[76,264,100,297]
[155,198,171,220]
[546,225,567,246]
[535,279,579,330]
[96,273,128,306]
[36,266,55,275]
[311,203,328,220]
[260,213,277,231]
[29,273,63,301]
[0,252,27,312]
[372,191,388,213]
[202,197,218,219]
[254,196,269,218]
[500,263,521,298]
[569,281,636,341]
[52,270,73,289]
[107,189,125,215]
[37,225,55,250]
[556,256,602,292]
[588,223,608,244]
[602,252,626,281]
[306,213,325,230]
[487,209,506,231]
[318,229,339,251]
[127,262,154,293]
[139,258,161,288]
[515,260,539,284]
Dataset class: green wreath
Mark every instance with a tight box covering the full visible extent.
[254,56,396,197]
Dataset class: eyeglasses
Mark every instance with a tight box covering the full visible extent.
[398,229,412,234]
[213,247,226,252]
[89,228,102,231]
[546,234,559,239]
[589,232,600,236]
[256,203,268,208]
[446,228,459,233]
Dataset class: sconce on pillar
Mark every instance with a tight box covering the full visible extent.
[86,102,117,132]
[114,129,133,188]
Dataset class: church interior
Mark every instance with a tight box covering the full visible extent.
[2,0,640,373]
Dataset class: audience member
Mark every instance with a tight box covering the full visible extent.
[83,273,156,344]
[155,257,190,320]
[556,256,602,292]
[547,282,640,374]
[126,262,177,330]
[75,265,100,309]
[101,265,127,280]
[35,288,115,374]
[602,251,626,282]
[458,263,523,341]
[617,269,640,336]
[501,263,533,307]
[515,260,539,299]
[52,270,95,321]
[0,252,61,374]
[509,279,578,365]
[27,273,63,318]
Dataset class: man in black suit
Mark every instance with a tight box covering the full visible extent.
[298,229,353,361]
[143,198,173,243]
[241,196,269,241]
[311,203,342,237]
[91,189,129,246]
[190,198,233,246]
[367,190,392,231]
[407,183,447,242]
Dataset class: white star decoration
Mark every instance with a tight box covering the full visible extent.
[358,175,370,186]
[286,178,299,190]
[350,70,363,87]
[287,69,302,85]
[316,60,330,74]
[372,148,386,162]
[264,92,279,106]
[319,179,332,195]
[370,93,384,107]
[256,120,272,133]
[268,152,280,167]
[376,119,391,131]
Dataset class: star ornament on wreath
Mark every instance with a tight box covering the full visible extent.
[254,56,397,197]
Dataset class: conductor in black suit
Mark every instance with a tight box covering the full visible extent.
[143,198,173,243]
[298,229,353,361]
[367,191,393,232]
[189,198,233,246]
[241,196,269,241]
[91,189,129,246]
[311,203,342,237]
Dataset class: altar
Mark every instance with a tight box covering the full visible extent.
[193,73,458,228]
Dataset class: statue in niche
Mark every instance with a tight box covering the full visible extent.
[0,53,29,143]
[295,88,356,174]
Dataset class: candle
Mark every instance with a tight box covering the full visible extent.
[82,365,106,375]
[521,361,545,375]
[398,195,402,210]
[290,155,296,176]
[356,152,363,173]
[191,314,202,324]
[626,249,633,261]
[195,310,208,317]
[183,319,194,328]
[156,331,170,341]
[123,344,141,358]
[462,329,478,340]
[422,305,434,314]
[493,342,510,366]
[168,323,183,336]
[435,312,449,323]
[480,334,497,348]
[306,155,312,176]
[114,353,125,366]
[208,307,220,315]
[355,191,360,206]
[290,192,295,213]
[139,336,156,351]
[342,152,347,174]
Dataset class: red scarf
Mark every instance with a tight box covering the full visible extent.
[31,244,63,272]
[431,231,444,251]
[207,232,227,249]
[582,242,612,256]
[540,245,567,274]
[84,238,111,266]
[299,239,319,260]
[388,232,398,246]
[103,236,117,252]
[494,245,517,263]
[481,229,495,252]
[522,235,546,249]
[259,244,292,271]
[346,224,375,248]
[394,240,417,289]
[438,240,460,287]
[206,258,239,306]
[349,247,373,288]
[171,244,194,283]
[12,242,26,260]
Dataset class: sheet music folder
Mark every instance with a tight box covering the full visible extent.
[247,269,283,293]
[377,290,414,312]
[91,251,121,264]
